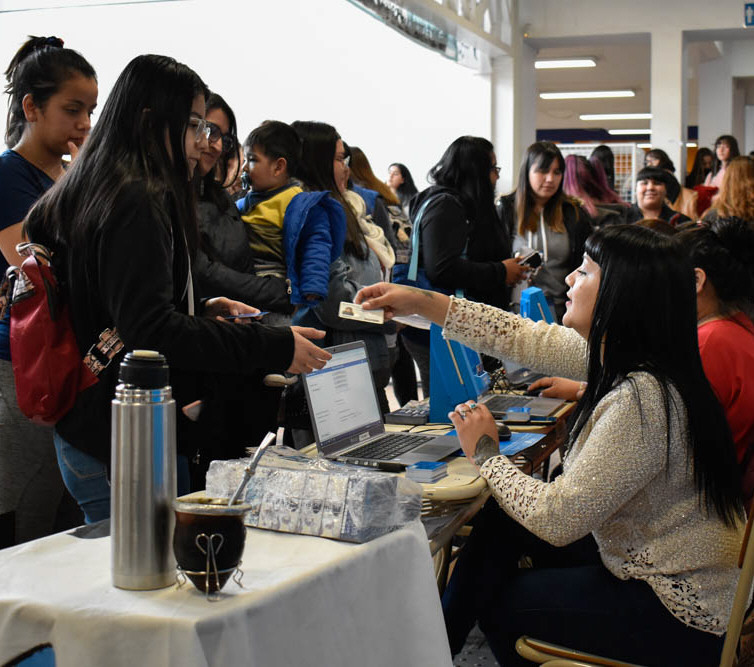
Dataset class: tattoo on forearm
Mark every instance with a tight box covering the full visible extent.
[406,286,434,300]
[473,434,499,467]
[418,289,434,300]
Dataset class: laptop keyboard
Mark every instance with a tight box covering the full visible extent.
[484,395,532,412]
[346,433,433,460]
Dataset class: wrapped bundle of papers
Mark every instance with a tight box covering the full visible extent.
[205,447,422,543]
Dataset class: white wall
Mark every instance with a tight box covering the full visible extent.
[697,40,754,148]
[0,0,491,191]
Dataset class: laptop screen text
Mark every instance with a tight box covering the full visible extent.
[304,345,383,453]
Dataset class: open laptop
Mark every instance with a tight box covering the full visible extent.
[301,341,461,467]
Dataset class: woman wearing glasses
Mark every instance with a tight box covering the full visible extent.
[24,55,329,522]
[397,136,528,391]
[194,92,292,314]
[192,93,297,473]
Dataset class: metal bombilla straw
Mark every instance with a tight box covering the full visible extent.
[227,431,276,506]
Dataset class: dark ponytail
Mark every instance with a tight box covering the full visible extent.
[4,35,96,148]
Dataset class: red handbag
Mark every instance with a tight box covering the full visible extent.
[4,243,122,425]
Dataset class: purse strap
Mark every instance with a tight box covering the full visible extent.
[407,195,466,298]
[407,197,434,282]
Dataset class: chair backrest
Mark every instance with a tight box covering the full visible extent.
[720,504,754,667]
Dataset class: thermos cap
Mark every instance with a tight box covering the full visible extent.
[118,350,169,389]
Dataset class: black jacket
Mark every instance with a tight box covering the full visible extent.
[409,186,511,308]
[496,193,593,278]
[29,181,294,463]
[195,193,293,314]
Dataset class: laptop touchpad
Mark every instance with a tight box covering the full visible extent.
[411,443,452,456]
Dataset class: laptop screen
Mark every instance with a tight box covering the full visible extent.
[303,342,383,453]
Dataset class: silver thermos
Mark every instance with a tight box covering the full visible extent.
[111,350,177,590]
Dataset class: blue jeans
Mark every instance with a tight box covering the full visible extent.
[443,499,723,666]
[53,431,110,524]
[53,432,191,524]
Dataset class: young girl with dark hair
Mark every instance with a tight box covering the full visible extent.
[0,35,97,545]
[497,141,593,322]
[356,224,745,666]
[25,55,329,522]
[705,135,741,188]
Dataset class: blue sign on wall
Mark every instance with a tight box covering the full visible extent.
[746,3,754,27]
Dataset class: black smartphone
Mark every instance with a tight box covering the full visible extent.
[519,251,543,269]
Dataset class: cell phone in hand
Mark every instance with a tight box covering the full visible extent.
[221,311,269,320]
[519,250,542,269]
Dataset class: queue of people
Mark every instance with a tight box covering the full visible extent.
[1,32,753,667]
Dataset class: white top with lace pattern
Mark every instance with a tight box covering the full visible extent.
[442,296,745,636]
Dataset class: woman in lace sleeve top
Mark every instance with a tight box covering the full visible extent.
[355,224,745,666]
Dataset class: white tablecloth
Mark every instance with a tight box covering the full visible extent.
[0,520,451,667]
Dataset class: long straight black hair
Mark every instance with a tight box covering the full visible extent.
[291,120,366,260]
[26,54,208,272]
[4,35,96,148]
[389,162,418,208]
[428,136,496,225]
[199,92,238,212]
[569,224,743,525]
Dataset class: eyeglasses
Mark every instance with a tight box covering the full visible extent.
[335,155,351,168]
[188,117,211,143]
[206,122,236,154]
[491,165,501,176]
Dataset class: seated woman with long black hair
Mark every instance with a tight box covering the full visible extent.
[356,224,745,666]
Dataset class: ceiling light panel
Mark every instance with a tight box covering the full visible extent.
[580,113,651,121]
[535,58,596,69]
[539,90,635,100]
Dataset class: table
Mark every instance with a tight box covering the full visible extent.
[0,520,452,667]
